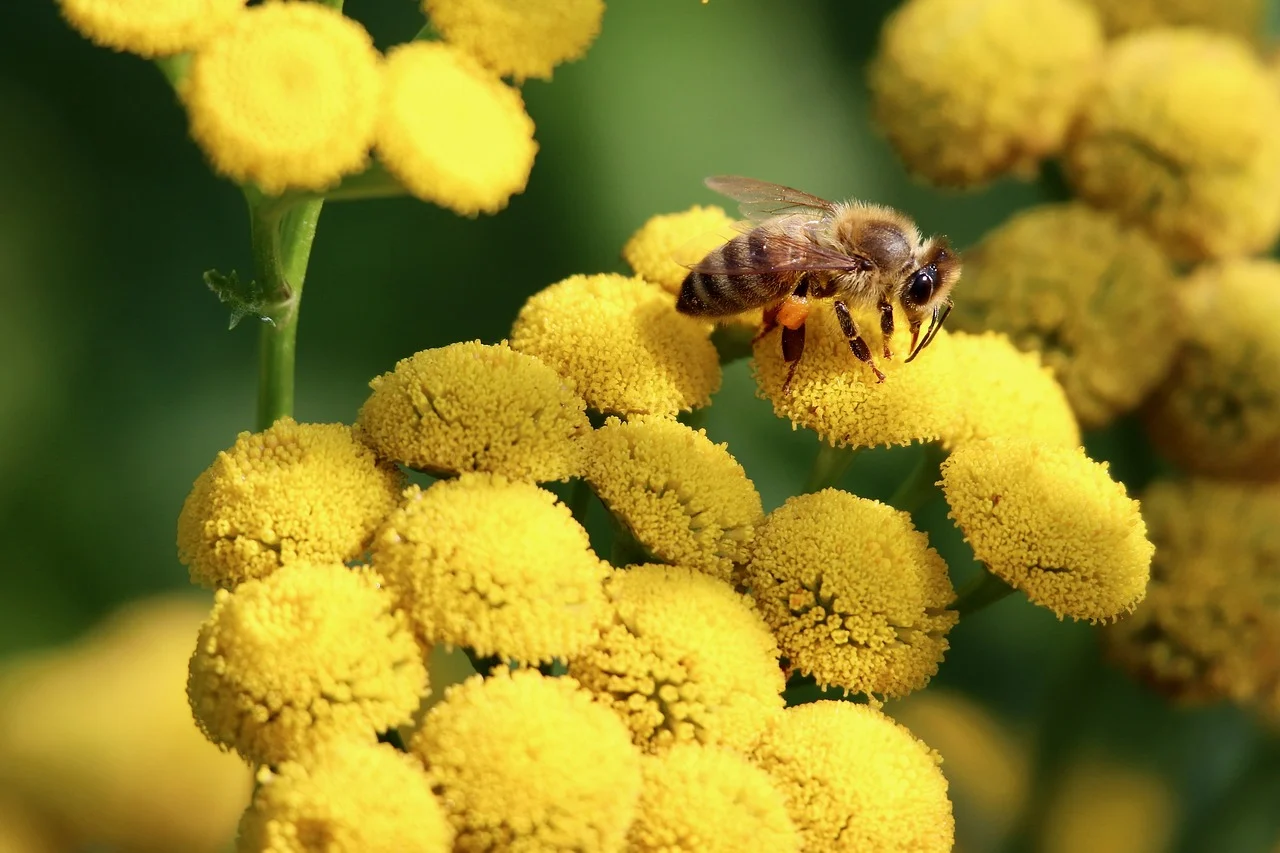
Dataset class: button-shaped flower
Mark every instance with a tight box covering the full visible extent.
[1080,0,1262,37]
[747,490,957,698]
[623,205,738,295]
[423,0,604,82]
[58,0,246,57]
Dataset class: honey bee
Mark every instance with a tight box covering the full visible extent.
[677,176,961,392]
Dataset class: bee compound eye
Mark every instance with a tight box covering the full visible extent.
[906,265,937,306]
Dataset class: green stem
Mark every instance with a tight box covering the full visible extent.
[804,443,858,493]
[950,566,1015,616]
[888,442,947,515]
[259,163,407,219]
[154,53,191,88]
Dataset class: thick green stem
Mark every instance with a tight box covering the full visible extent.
[804,443,858,493]
[888,442,947,515]
[950,566,1015,616]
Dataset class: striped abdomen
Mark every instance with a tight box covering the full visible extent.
[677,228,795,317]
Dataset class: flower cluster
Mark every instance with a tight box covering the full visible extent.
[58,0,606,212]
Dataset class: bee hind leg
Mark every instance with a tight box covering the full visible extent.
[780,323,806,395]
[833,299,886,383]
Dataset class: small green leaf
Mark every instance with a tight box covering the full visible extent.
[203,269,270,330]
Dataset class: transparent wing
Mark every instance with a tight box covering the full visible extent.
[704,175,838,223]
[683,223,872,276]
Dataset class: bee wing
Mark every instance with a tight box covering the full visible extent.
[704,175,838,223]
[683,225,872,276]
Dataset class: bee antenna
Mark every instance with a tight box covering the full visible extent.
[905,302,951,362]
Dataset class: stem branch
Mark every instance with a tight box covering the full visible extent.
[888,442,947,515]
[804,443,858,493]
[950,566,1015,616]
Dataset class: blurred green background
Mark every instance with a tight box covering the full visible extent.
[2,1,1277,851]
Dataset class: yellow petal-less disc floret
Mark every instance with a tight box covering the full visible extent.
[753,306,961,449]
[940,331,1081,451]
[237,740,452,853]
[423,0,604,82]
[750,702,954,853]
[58,0,246,57]
[1065,29,1280,262]
[1080,0,1262,40]
[183,2,381,194]
[940,437,1153,622]
[176,418,402,590]
[1145,259,1280,481]
[378,41,536,216]
[371,474,610,664]
[1105,479,1280,709]
[511,273,721,416]
[411,669,641,851]
[580,417,763,583]
[356,341,589,482]
[623,205,738,295]
[746,490,957,698]
[567,564,785,753]
[187,562,427,766]
[950,203,1181,429]
[628,743,801,853]
[869,0,1104,187]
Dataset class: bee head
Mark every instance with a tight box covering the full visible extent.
[899,237,961,361]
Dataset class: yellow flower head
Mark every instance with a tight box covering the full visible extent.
[423,0,604,82]
[371,474,610,663]
[0,597,250,853]
[1081,0,1262,39]
[187,562,427,765]
[623,205,738,295]
[753,306,960,449]
[411,669,641,851]
[1065,29,1280,262]
[356,341,589,482]
[950,203,1181,429]
[378,41,536,216]
[580,416,763,583]
[940,437,1153,622]
[58,0,246,57]
[750,702,954,853]
[1105,479,1280,708]
[511,273,721,415]
[1145,258,1280,481]
[183,2,381,194]
[237,740,452,853]
[941,331,1081,451]
[628,743,801,853]
[1040,757,1176,853]
[177,417,403,590]
[746,490,957,698]
[869,0,1103,187]
[567,564,785,753]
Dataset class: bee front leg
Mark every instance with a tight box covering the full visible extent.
[878,298,895,360]
[833,299,886,383]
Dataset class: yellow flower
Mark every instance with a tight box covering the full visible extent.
[0,597,250,853]
[950,203,1181,429]
[580,416,762,583]
[187,562,427,765]
[371,474,610,664]
[377,41,536,216]
[940,331,1080,451]
[356,341,588,482]
[176,417,403,590]
[628,743,801,853]
[411,669,641,851]
[1040,757,1176,853]
[1065,29,1280,262]
[1145,258,1280,481]
[753,305,960,449]
[750,702,954,853]
[423,0,604,82]
[1080,0,1262,39]
[869,0,1103,187]
[1104,479,1280,709]
[183,2,381,194]
[622,205,738,295]
[746,490,957,698]
[237,740,452,853]
[940,437,1153,622]
[58,0,245,57]
[511,273,721,415]
[567,564,785,753]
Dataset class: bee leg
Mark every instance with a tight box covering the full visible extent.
[780,322,806,395]
[753,304,781,345]
[833,299,886,383]
[878,298,895,360]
